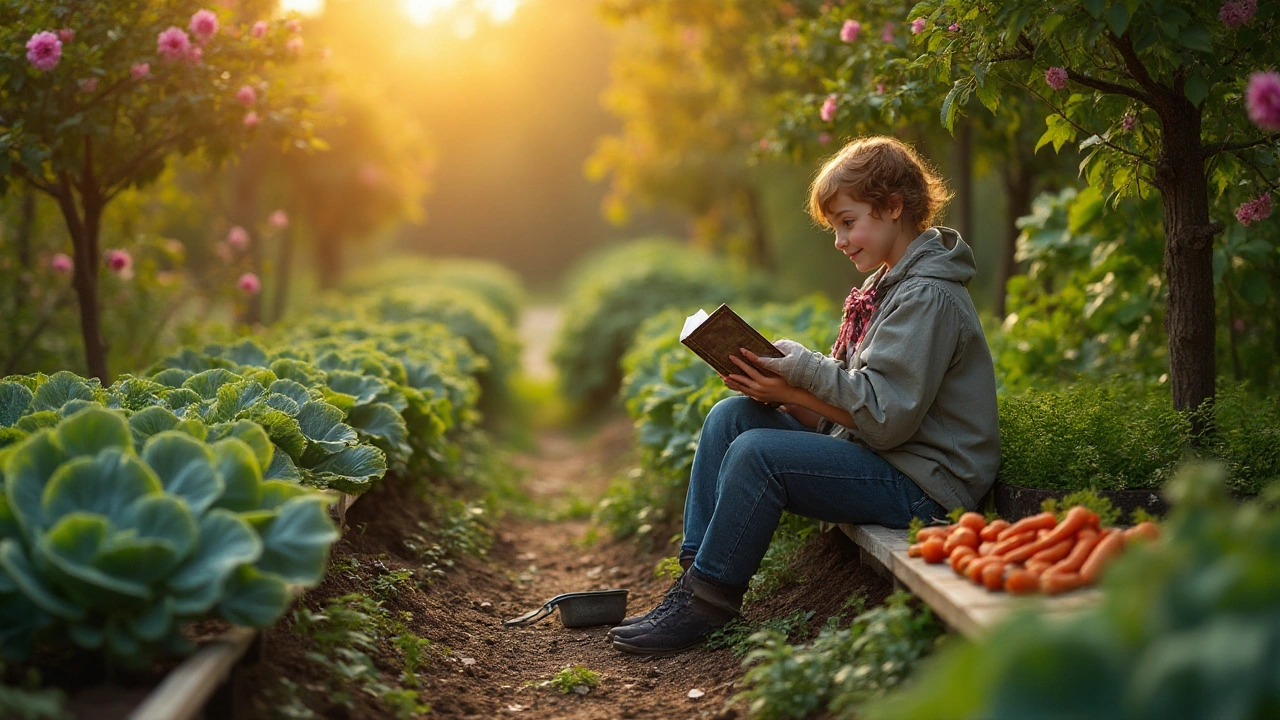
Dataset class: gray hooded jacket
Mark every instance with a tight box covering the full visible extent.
[792,227,1000,511]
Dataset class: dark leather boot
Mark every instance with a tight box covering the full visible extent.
[607,551,694,639]
[610,568,745,657]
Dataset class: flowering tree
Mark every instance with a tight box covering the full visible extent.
[895,0,1280,415]
[0,1,314,381]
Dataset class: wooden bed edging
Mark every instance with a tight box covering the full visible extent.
[837,523,1098,639]
[123,492,360,720]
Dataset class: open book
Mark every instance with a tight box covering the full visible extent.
[679,304,783,377]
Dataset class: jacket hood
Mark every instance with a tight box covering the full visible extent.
[874,226,976,291]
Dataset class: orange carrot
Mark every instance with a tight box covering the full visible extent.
[981,561,1006,591]
[1124,521,1160,544]
[1004,568,1039,595]
[943,527,980,554]
[1080,531,1126,584]
[1003,507,1093,564]
[949,545,977,573]
[1045,528,1099,576]
[979,519,1010,542]
[977,541,994,557]
[997,512,1057,541]
[1040,571,1086,595]
[908,543,923,558]
[916,526,953,543]
[986,530,1037,558]
[965,556,1001,584]
[1025,559,1053,575]
[958,512,986,534]
[1029,536,1076,564]
[920,538,948,564]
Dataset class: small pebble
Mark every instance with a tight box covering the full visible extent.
[688,688,705,699]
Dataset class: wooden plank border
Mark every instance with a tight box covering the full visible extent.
[838,524,1098,638]
[125,491,360,720]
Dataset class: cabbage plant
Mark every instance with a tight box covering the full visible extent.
[0,407,338,666]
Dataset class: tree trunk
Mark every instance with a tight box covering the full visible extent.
[1154,98,1218,418]
[54,186,110,382]
[315,225,343,290]
[997,155,1033,319]
[271,219,295,323]
[954,118,974,241]
[739,184,773,270]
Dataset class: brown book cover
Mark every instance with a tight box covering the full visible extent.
[680,304,783,377]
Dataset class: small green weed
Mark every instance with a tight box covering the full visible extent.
[550,664,601,694]
[653,555,684,581]
[403,496,494,586]
[371,567,416,600]
[0,663,69,720]
[745,515,818,605]
[706,609,815,657]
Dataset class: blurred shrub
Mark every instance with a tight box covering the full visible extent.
[597,295,836,539]
[1207,384,1280,496]
[344,257,525,328]
[869,462,1280,720]
[551,238,767,413]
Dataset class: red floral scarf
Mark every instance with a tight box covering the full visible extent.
[831,283,880,361]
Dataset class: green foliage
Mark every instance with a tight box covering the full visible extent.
[344,257,526,328]
[1206,384,1280,495]
[906,516,925,544]
[401,497,493,586]
[745,514,820,606]
[737,592,943,720]
[549,664,601,694]
[997,383,1189,491]
[869,462,1280,720]
[0,406,337,666]
[1040,489,1121,527]
[707,608,815,658]
[653,555,684,582]
[292,592,433,719]
[552,238,766,412]
[599,295,836,539]
[0,663,69,720]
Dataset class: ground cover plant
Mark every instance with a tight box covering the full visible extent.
[552,238,768,413]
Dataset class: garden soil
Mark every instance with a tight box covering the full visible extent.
[235,415,892,720]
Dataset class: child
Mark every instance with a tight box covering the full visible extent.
[610,135,1000,656]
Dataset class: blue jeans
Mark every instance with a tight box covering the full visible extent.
[681,396,948,588]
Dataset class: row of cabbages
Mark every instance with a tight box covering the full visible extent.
[0,266,514,667]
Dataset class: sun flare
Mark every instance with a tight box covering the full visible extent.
[401,0,520,27]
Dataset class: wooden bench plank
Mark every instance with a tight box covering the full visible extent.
[839,523,1098,638]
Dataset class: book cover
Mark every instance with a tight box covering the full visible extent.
[679,304,783,377]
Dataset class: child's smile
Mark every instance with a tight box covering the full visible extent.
[824,191,912,272]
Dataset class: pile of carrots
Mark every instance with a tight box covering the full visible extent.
[907,507,1160,595]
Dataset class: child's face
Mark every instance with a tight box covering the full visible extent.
[824,191,907,273]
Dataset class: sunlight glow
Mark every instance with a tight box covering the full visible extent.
[279,0,325,15]
[401,0,521,27]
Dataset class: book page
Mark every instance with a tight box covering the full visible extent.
[679,309,709,341]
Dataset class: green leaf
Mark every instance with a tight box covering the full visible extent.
[296,400,357,453]
[1184,69,1208,107]
[1178,26,1213,53]
[167,509,261,612]
[183,369,243,401]
[210,439,264,513]
[15,411,59,434]
[940,80,966,132]
[121,495,198,562]
[31,372,95,413]
[128,406,183,449]
[4,431,66,535]
[151,368,192,389]
[0,382,33,427]
[240,406,307,463]
[1083,0,1105,18]
[347,402,409,451]
[217,566,290,628]
[207,419,275,472]
[0,538,84,621]
[129,599,173,643]
[142,432,223,515]
[305,444,387,494]
[264,449,301,482]
[207,380,267,424]
[38,513,151,604]
[258,480,311,510]
[41,449,162,527]
[254,497,337,584]
[268,379,315,408]
[1104,3,1131,36]
[163,388,202,413]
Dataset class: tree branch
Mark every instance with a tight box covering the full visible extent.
[11,164,60,196]
[1202,134,1280,157]
[104,129,182,198]
[1017,77,1154,166]
[1108,31,1165,97]
[1234,152,1280,193]
[1015,31,1152,103]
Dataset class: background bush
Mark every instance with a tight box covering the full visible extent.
[551,238,768,413]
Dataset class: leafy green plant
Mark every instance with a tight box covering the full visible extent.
[0,407,338,666]
[552,238,766,412]
[707,609,815,658]
[869,462,1280,720]
[737,592,942,720]
[550,664,601,694]
[1040,489,1121,527]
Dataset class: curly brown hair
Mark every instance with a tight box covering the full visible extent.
[807,136,951,232]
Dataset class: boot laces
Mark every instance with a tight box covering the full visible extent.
[651,587,695,629]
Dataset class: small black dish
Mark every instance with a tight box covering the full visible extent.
[502,589,630,628]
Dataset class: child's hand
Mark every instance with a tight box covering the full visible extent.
[749,339,819,388]
[722,350,798,405]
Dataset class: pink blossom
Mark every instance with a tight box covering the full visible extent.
[131,62,150,79]
[226,225,249,249]
[911,18,927,34]
[1046,67,1069,91]
[106,249,132,274]
[1235,193,1272,226]
[235,85,257,106]
[25,32,62,72]
[58,28,75,44]
[1246,70,1280,131]
[881,23,895,42]
[251,21,268,38]
[820,93,838,123]
[190,10,220,40]
[185,44,203,65]
[948,23,960,32]
[1122,113,1137,131]
[758,137,770,151]
[268,210,289,229]
[243,111,260,128]
[1219,0,1257,28]
[286,36,304,54]
[876,83,886,94]
[818,132,832,145]
[77,78,98,93]
[840,20,861,43]
[287,19,302,33]
[238,272,261,295]
[51,253,73,273]
[157,27,191,62]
